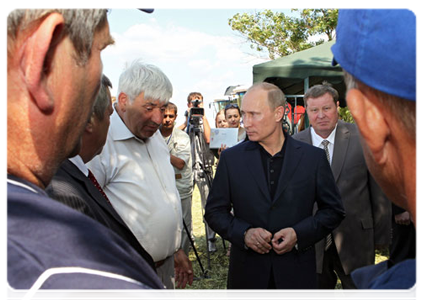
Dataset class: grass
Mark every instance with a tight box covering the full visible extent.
[181,185,389,290]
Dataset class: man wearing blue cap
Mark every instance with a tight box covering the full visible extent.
[331,9,416,289]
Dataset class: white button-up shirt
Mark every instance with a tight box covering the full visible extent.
[87,111,182,262]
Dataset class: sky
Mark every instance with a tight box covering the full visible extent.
[102,8,291,126]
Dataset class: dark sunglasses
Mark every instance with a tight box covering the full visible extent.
[225,103,239,109]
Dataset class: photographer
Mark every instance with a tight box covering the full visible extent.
[178,92,211,143]
[179,92,217,253]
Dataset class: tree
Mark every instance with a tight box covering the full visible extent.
[294,9,338,41]
[229,9,338,60]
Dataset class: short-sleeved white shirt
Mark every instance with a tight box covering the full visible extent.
[88,111,182,262]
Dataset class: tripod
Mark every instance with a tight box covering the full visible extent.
[187,115,216,271]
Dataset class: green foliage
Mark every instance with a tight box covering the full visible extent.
[295,9,338,40]
[339,106,355,123]
[229,9,338,59]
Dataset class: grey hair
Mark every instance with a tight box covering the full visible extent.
[7,9,109,65]
[304,82,339,107]
[117,61,173,103]
[343,70,415,139]
[92,75,113,120]
[248,82,286,110]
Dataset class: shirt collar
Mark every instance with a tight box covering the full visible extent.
[310,122,338,146]
[110,106,140,142]
[68,155,89,177]
[7,174,47,196]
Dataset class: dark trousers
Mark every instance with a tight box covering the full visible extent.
[317,243,356,289]
[389,219,416,267]
[265,270,279,300]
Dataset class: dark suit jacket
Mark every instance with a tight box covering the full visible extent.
[46,159,156,271]
[205,134,345,289]
[293,120,391,274]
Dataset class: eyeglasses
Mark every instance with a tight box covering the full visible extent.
[225,103,239,109]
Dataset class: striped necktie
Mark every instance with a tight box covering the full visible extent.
[322,140,333,251]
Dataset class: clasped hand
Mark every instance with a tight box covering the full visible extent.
[244,227,297,255]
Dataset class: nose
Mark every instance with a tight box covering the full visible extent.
[151,108,164,125]
[317,109,325,118]
[243,115,250,128]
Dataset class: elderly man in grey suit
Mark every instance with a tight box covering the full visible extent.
[293,83,391,289]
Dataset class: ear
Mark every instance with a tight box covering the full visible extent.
[85,115,95,134]
[346,88,390,164]
[118,92,129,113]
[21,13,65,113]
[274,105,284,122]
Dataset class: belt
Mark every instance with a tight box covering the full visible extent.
[155,258,166,268]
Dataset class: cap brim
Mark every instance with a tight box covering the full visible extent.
[138,9,154,13]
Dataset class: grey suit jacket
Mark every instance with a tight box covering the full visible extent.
[47,159,156,270]
[293,120,391,274]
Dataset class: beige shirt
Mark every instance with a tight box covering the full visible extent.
[163,127,193,198]
[88,111,182,262]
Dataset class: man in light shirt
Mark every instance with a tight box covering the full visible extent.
[47,75,156,271]
[88,61,193,289]
[160,102,193,256]
[293,83,390,289]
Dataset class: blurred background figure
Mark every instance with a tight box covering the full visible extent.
[215,109,229,128]
[225,103,246,142]
[180,92,216,253]
[160,102,194,257]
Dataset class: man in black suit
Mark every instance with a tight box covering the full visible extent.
[205,82,345,289]
[47,75,156,270]
[293,83,391,289]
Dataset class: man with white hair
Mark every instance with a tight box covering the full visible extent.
[88,61,193,289]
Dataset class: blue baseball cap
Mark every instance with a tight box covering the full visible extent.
[138,9,154,14]
[332,9,416,101]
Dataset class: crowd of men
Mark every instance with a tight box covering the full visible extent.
[7,8,415,291]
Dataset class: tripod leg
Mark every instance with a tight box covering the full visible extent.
[183,219,208,278]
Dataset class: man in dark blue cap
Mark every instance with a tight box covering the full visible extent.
[332,9,416,289]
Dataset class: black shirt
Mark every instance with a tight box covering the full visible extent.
[258,135,288,201]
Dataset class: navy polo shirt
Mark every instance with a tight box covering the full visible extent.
[5,174,173,300]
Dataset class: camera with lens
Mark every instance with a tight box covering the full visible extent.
[188,99,204,127]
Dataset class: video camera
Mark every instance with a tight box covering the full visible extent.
[188,99,204,127]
